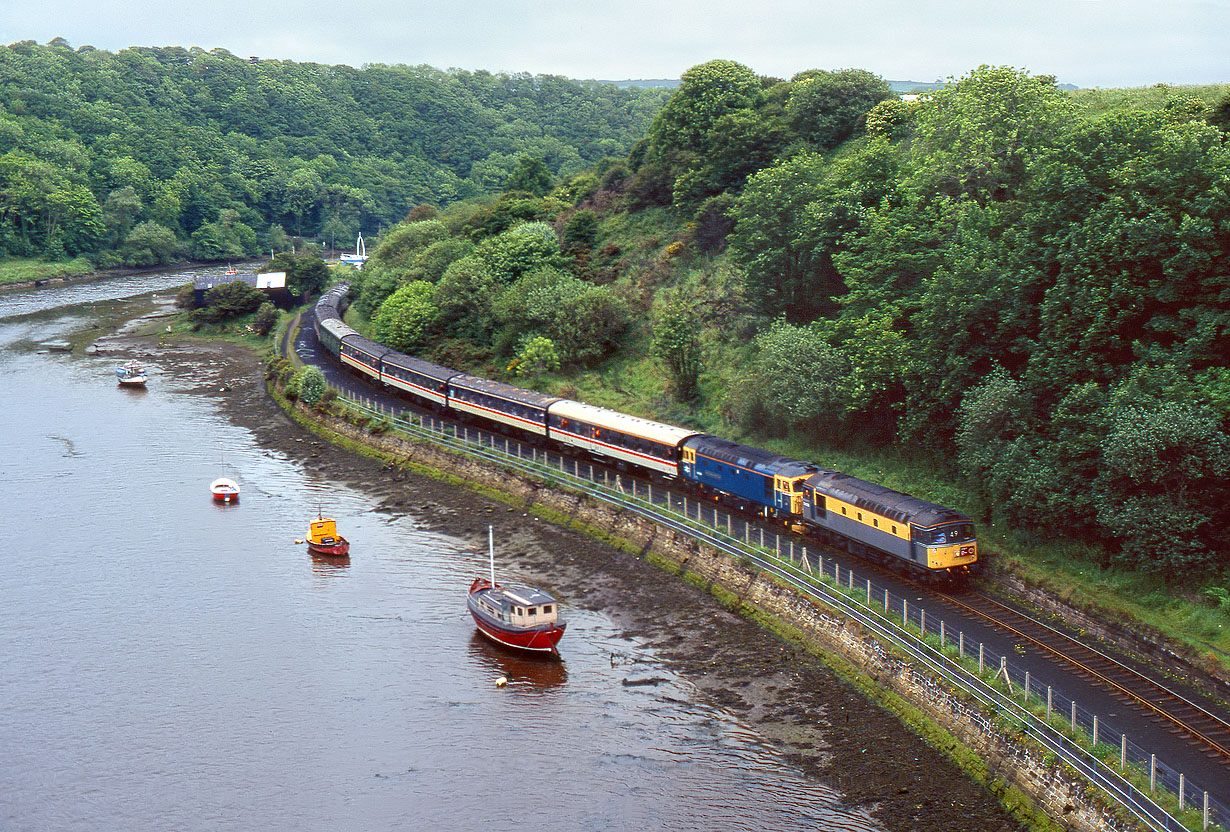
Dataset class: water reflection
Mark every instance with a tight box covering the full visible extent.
[467,632,569,689]
[310,551,351,572]
[0,273,889,832]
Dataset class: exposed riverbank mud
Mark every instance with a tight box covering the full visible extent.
[96,320,1109,832]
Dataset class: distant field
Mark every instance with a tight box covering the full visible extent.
[1069,82,1230,115]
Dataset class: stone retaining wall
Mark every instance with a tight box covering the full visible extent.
[296,399,1144,832]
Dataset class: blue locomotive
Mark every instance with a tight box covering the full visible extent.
[311,285,977,581]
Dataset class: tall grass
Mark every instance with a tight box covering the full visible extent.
[0,256,95,285]
[1069,83,1230,117]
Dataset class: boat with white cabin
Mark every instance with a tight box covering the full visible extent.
[115,360,147,386]
[210,477,240,503]
[467,527,565,654]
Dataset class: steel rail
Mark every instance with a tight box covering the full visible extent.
[339,393,1190,832]
[941,592,1230,762]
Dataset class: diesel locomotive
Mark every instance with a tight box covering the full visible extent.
[312,284,977,581]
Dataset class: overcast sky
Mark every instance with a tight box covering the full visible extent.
[3,0,1228,89]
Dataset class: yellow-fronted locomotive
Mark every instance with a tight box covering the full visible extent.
[312,285,977,582]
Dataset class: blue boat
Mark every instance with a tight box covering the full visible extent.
[115,361,147,386]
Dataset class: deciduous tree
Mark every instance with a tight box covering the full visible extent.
[370,280,438,352]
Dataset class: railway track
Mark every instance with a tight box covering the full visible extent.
[303,314,1230,780]
[940,592,1230,764]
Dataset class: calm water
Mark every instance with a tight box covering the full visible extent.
[0,277,883,831]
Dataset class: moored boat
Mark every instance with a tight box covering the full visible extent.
[210,476,240,503]
[306,514,350,556]
[339,233,368,269]
[115,360,147,386]
[467,527,565,654]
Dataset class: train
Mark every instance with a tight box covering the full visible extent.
[312,284,978,582]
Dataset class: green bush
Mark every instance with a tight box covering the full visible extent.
[295,365,327,405]
[253,302,279,336]
[195,280,265,323]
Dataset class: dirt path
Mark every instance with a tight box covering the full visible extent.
[103,325,1029,832]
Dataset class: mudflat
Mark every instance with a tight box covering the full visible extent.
[109,325,1028,832]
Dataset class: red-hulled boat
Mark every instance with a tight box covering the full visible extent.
[210,476,240,503]
[306,514,350,557]
[467,527,565,654]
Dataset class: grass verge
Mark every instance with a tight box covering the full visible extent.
[0,256,95,286]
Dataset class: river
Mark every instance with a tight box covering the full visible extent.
[0,271,884,830]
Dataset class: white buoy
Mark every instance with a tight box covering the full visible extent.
[495,676,507,687]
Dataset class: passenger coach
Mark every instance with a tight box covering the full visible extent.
[310,282,978,582]
[337,331,390,380]
[547,399,702,476]
[448,374,560,436]
[381,351,457,408]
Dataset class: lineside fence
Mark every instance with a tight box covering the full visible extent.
[337,391,1226,832]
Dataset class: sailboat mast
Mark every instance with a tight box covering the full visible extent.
[488,525,496,586]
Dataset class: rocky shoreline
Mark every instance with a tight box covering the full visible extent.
[96,318,1042,831]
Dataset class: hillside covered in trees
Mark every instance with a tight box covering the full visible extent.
[0,38,669,266]
[6,35,1230,584]
[345,60,1230,581]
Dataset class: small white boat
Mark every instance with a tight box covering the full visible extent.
[115,361,147,386]
[339,233,368,269]
[210,477,240,503]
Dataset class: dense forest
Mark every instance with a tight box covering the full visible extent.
[6,36,1230,582]
[342,60,1230,580]
[0,38,668,265]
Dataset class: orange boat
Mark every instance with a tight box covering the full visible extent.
[306,515,349,557]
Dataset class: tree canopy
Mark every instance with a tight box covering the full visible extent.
[0,39,669,262]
